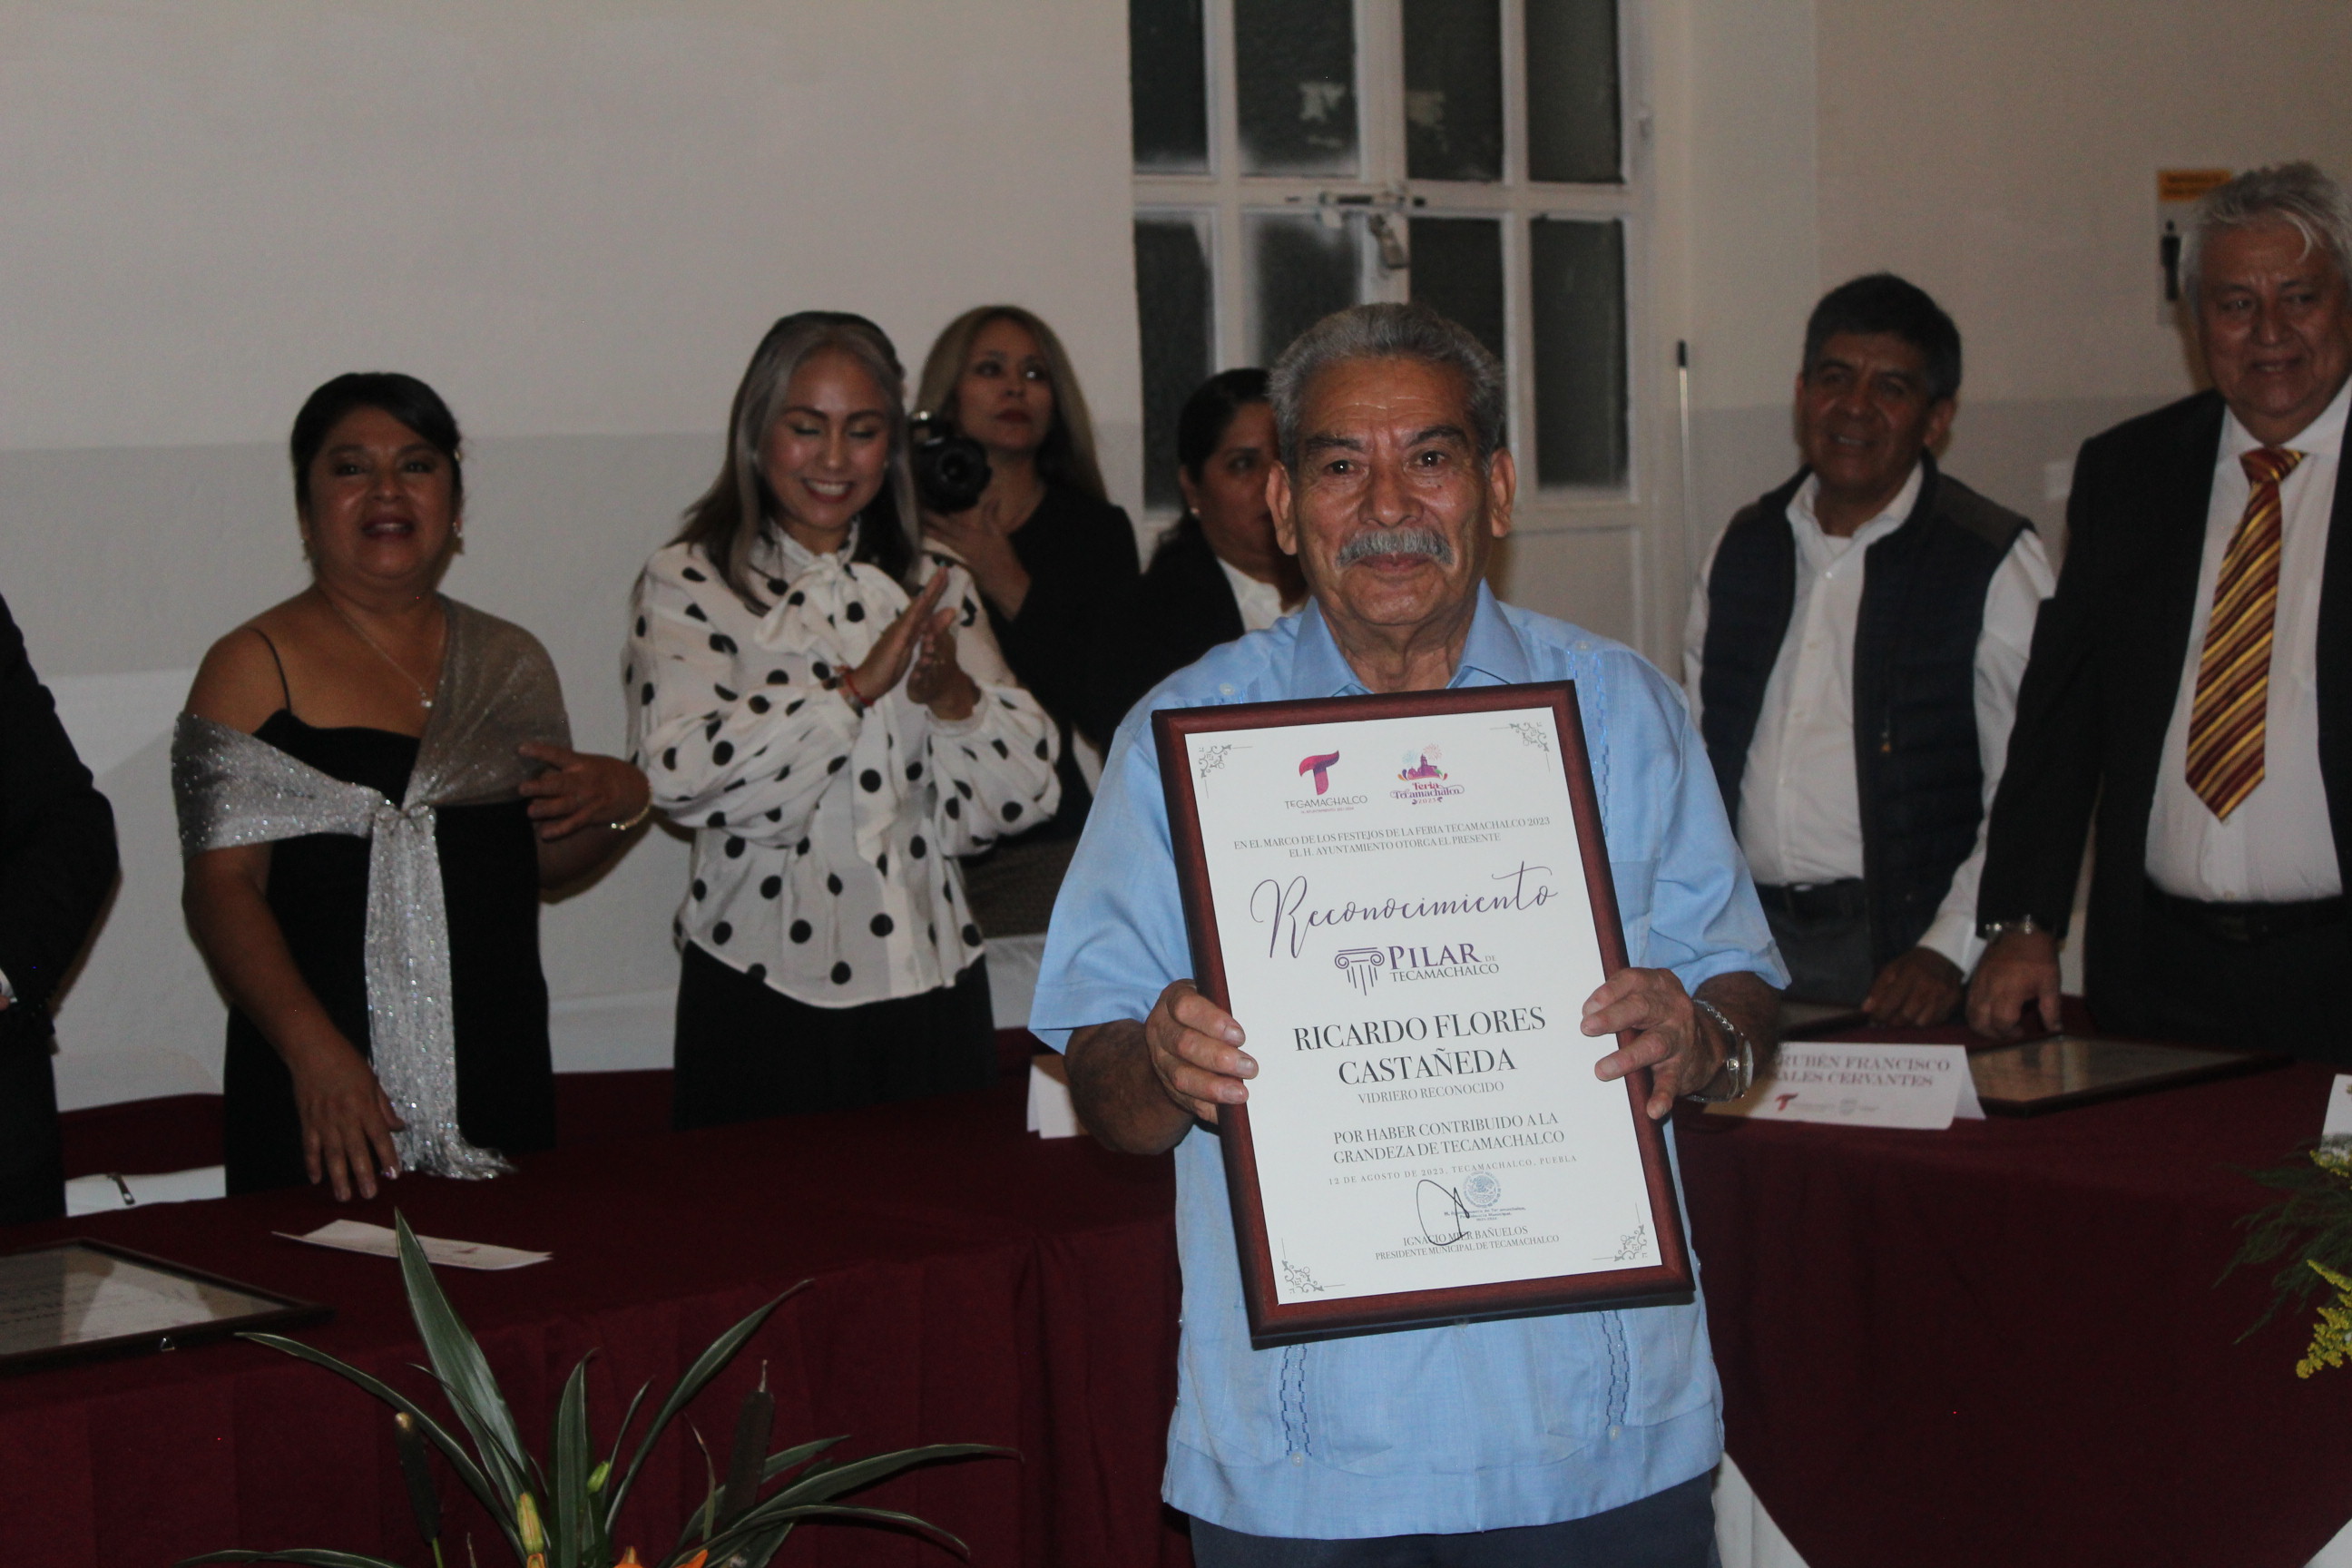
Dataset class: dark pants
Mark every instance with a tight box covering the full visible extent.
[1756,881,1874,1006]
[2122,888,2344,1064]
[671,943,996,1130]
[1190,1473,1717,1568]
[0,1027,65,1227]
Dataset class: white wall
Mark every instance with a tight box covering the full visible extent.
[0,0,1139,1106]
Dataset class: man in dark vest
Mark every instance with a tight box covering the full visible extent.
[1684,274,2051,1023]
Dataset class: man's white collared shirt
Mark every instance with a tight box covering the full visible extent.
[2146,375,2351,902]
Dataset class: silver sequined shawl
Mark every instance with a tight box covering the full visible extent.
[171,599,571,1179]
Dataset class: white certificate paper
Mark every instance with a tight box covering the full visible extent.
[1176,695,1667,1316]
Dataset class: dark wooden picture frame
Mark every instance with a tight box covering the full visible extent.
[0,1238,329,1377]
[1965,1034,2289,1117]
[1154,681,1694,1347]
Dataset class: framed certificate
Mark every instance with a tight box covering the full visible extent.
[1155,682,1693,1347]
[0,1239,328,1377]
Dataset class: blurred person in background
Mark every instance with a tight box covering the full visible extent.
[915,306,1139,858]
[0,594,118,1226]
[1100,368,1306,723]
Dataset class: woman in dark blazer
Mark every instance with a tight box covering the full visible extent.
[915,307,1138,840]
[1101,369,1305,726]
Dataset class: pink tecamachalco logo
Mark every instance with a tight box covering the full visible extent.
[1394,743,1466,803]
[1299,750,1342,795]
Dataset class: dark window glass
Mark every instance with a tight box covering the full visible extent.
[1526,0,1622,183]
[1248,212,1363,366]
[1235,0,1357,176]
[1403,0,1503,182]
[1134,214,1217,510]
[1407,217,1506,369]
[1131,0,1210,173]
[1530,217,1627,486]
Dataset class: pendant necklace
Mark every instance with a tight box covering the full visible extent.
[327,593,440,711]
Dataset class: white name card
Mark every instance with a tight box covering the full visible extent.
[1026,1053,1080,1139]
[2323,1074,2352,1142]
[1708,1042,1984,1130]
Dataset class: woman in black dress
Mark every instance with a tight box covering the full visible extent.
[915,307,1139,841]
[176,375,647,1199]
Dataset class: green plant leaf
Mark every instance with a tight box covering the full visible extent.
[602,1284,806,1534]
[760,1435,847,1484]
[692,1501,973,1566]
[178,1552,413,1568]
[603,1377,652,1485]
[392,1213,536,1512]
[766,1443,1015,1506]
[235,1332,517,1555]
[552,1357,593,1564]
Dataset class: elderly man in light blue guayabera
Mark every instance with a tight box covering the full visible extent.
[1030,302,1784,1566]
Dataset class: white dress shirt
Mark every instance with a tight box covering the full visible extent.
[1684,463,2055,973]
[2145,376,2350,902]
[627,528,1060,1008]
[1218,556,1294,634]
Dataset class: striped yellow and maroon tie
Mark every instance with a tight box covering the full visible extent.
[2185,446,2306,819]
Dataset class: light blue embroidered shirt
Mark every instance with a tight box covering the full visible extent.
[1030,585,1784,1540]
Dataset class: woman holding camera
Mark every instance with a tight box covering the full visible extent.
[628,312,1058,1129]
[915,307,1137,843]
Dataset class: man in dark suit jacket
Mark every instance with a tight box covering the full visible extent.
[0,593,118,1223]
[1972,163,2352,1058]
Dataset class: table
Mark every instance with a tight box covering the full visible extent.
[1677,1021,2352,1568]
[5,1062,1192,1568]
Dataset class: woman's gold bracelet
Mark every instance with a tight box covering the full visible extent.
[609,799,654,833]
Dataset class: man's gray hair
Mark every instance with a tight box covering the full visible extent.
[2182,162,2352,303]
[1269,303,1508,473]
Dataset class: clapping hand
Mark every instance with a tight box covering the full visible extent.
[848,569,953,703]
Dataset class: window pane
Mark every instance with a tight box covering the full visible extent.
[1408,218,1505,368]
[1235,0,1357,177]
[1526,0,1622,183]
[1135,214,1217,511]
[1248,211,1362,365]
[1403,0,1503,183]
[1529,217,1627,487]
[1132,0,1210,173]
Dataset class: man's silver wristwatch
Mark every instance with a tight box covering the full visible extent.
[1976,915,2047,945]
[1687,997,1756,1103]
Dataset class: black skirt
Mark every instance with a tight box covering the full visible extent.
[671,942,996,1130]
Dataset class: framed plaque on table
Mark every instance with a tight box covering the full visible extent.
[1155,682,1693,1348]
[0,1239,328,1377]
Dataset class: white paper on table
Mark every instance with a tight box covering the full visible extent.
[1707,1042,1984,1129]
[277,1220,550,1270]
[1026,1054,1080,1139]
[1181,702,1659,1307]
[2324,1075,2352,1141]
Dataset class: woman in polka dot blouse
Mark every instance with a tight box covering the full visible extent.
[627,313,1061,1129]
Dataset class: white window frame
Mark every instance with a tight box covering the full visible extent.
[1132,0,1654,539]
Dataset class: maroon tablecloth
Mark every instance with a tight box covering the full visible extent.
[6,1064,1190,1568]
[1678,1020,2352,1568]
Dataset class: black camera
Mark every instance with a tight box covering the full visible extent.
[910,413,993,514]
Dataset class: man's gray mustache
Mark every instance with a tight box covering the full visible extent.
[1335,529,1454,568]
